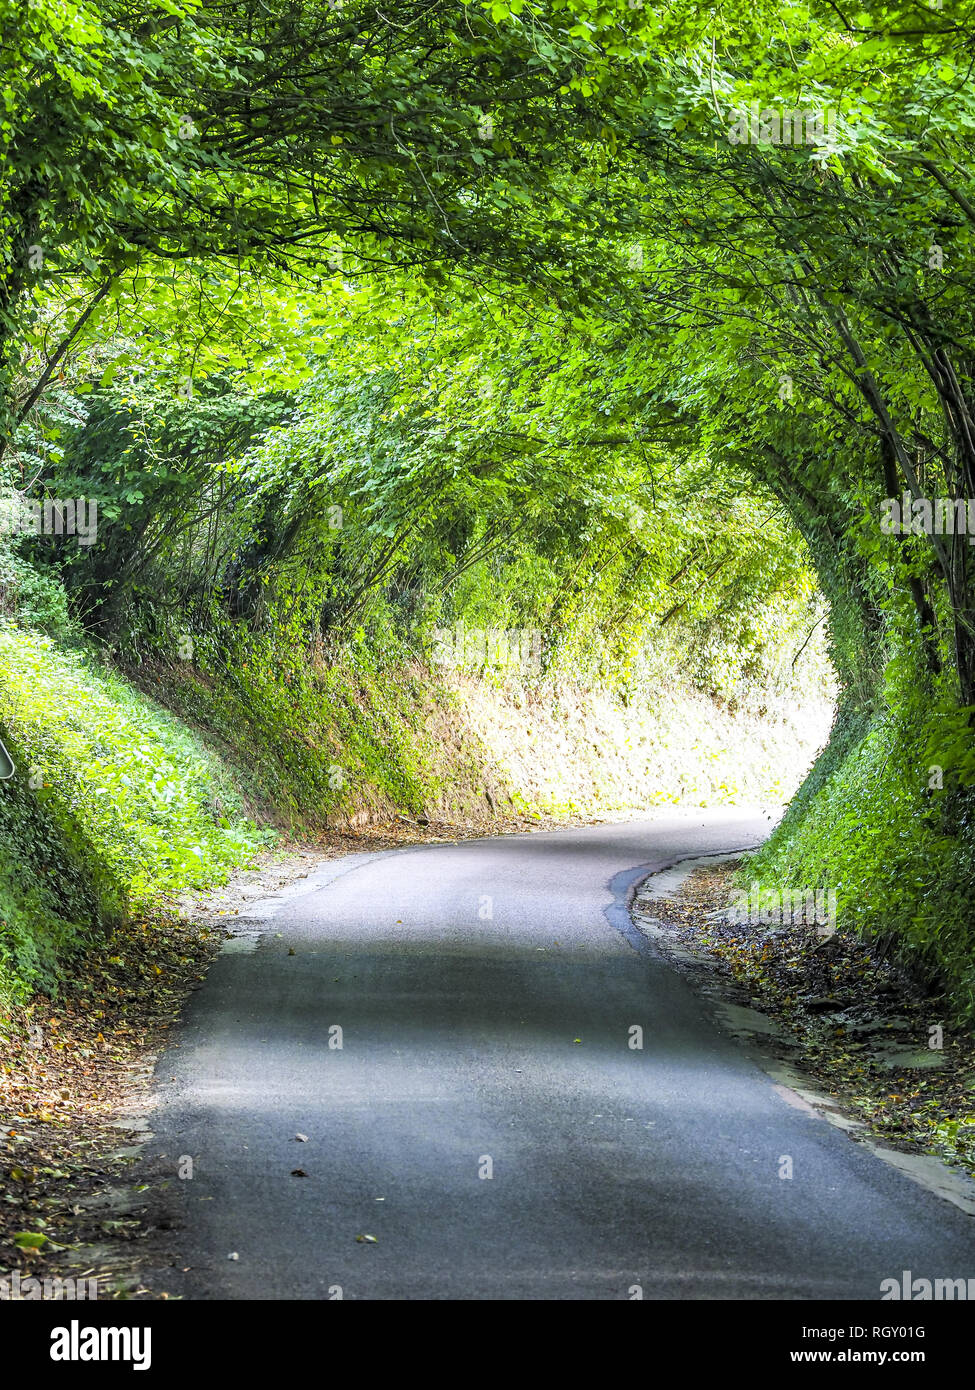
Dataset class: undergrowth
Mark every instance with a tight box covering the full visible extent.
[749,671,975,1021]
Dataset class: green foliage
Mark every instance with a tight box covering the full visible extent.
[5,0,975,1016]
[44,289,828,713]
[0,733,120,1003]
[142,631,481,830]
[749,673,975,1020]
[0,548,78,642]
[0,625,265,1003]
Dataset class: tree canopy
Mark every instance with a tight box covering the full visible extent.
[4,0,975,1002]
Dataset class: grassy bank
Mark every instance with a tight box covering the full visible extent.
[747,678,975,1020]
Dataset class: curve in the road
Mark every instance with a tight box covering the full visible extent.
[139,810,975,1300]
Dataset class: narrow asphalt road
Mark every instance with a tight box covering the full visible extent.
[141,810,975,1299]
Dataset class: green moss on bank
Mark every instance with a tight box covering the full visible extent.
[0,628,264,1004]
[747,681,975,1020]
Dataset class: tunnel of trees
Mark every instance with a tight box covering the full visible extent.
[2,0,975,1017]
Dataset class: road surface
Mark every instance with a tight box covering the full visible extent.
[140,810,975,1299]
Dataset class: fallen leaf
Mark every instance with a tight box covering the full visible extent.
[14,1232,48,1249]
